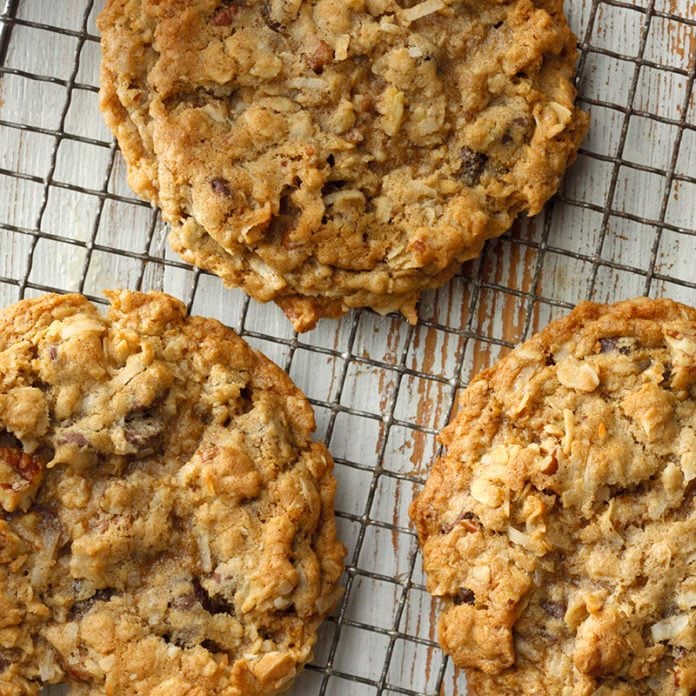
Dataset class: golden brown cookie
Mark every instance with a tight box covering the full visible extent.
[410,298,696,695]
[0,291,344,695]
[98,0,588,331]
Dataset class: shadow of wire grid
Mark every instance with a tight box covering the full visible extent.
[0,0,695,693]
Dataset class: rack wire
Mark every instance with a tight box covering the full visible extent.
[0,0,694,694]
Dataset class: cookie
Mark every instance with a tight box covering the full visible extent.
[0,291,344,695]
[98,0,588,332]
[410,298,696,695]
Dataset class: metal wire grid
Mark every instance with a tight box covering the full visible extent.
[0,0,695,694]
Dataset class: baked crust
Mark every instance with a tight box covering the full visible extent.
[0,291,344,695]
[98,0,588,331]
[410,297,696,695]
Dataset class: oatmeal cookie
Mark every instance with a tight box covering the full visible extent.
[410,298,696,695]
[0,291,344,695]
[98,0,588,331]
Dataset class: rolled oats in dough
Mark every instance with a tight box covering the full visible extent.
[98,0,588,331]
[411,298,696,695]
[0,291,344,695]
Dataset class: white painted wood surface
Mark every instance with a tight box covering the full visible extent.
[0,0,694,694]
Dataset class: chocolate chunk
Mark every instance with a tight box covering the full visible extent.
[210,177,232,197]
[453,588,475,606]
[123,413,164,453]
[459,147,488,187]
[540,599,565,619]
[193,578,234,615]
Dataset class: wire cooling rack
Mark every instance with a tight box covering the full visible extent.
[1,0,695,694]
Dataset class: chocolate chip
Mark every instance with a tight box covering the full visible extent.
[453,588,475,606]
[326,154,335,167]
[540,600,565,619]
[210,177,232,197]
[662,363,672,384]
[201,639,225,653]
[599,337,618,353]
[598,337,632,355]
[261,0,282,29]
[459,147,488,187]
[48,345,58,360]
[70,588,116,620]
[322,180,347,197]
[193,578,234,615]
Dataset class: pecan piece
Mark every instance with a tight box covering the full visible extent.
[305,40,333,73]
[211,5,239,25]
[0,445,44,513]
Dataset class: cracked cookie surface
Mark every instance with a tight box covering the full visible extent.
[0,291,344,695]
[410,298,696,695]
[98,0,588,331]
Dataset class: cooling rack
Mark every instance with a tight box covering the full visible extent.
[0,0,695,694]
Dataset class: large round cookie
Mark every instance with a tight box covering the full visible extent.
[98,0,588,332]
[0,291,344,695]
[410,298,696,694]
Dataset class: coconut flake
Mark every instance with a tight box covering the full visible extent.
[195,530,212,573]
[508,526,533,549]
[650,614,689,642]
[402,0,445,22]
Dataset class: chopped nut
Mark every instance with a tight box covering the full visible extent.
[334,34,350,61]
[211,4,240,26]
[556,358,600,392]
[377,86,405,137]
[0,445,44,513]
[305,40,333,73]
[470,476,505,508]
[535,100,573,138]
[538,453,558,475]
